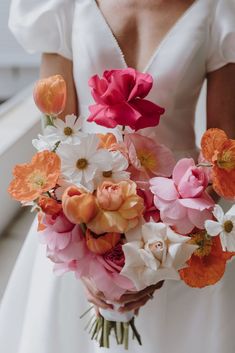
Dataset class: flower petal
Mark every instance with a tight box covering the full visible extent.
[205,220,223,236]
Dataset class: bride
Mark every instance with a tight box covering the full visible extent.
[1,0,235,352]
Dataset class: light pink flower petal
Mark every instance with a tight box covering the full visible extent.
[150,177,178,201]
[187,208,213,230]
[178,195,214,211]
[172,158,195,185]
[160,200,187,220]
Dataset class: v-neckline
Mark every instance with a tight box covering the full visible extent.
[92,0,200,73]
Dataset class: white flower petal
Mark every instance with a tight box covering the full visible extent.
[213,204,224,223]
[65,114,77,127]
[205,220,223,236]
[139,249,159,271]
[142,222,167,243]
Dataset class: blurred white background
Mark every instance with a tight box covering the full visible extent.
[0,1,42,299]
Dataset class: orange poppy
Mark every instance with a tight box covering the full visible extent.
[201,128,227,162]
[179,230,235,288]
[201,128,235,199]
[8,151,61,202]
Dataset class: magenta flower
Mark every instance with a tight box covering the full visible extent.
[150,158,215,234]
[88,68,165,131]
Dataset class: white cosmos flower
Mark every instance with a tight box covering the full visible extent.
[94,151,130,186]
[32,134,58,152]
[121,222,197,291]
[45,114,86,144]
[205,204,235,251]
[57,134,112,191]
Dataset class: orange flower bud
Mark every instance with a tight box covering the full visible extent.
[62,186,98,224]
[85,229,121,255]
[33,74,67,116]
[38,196,62,216]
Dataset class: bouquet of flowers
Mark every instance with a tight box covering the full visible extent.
[8,69,235,349]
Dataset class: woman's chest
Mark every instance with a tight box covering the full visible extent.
[95,0,198,72]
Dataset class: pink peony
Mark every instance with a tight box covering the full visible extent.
[39,212,75,251]
[125,133,175,181]
[87,68,165,131]
[150,158,215,234]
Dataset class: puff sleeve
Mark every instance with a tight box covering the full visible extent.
[8,0,75,60]
[206,0,235,72]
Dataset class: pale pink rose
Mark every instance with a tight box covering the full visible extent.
[150,158,215,234]
[125,133,175,182]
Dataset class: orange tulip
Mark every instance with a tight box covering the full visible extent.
[85,229,121,255]
[38,196,62,216]
[201,128,235,199]
[180,231,235,288]
[87,181,144,234]
[33,74,67,116]
[8,151,61,202]
[62,186,98,224]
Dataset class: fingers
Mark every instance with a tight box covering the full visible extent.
[83,286,113,310]
[118,295,150,313]
[117,281,164,304]
[81,278,113,310]
[117,281,165,313]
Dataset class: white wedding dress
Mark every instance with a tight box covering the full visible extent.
[1,0,235,352]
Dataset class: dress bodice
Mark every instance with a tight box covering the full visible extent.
[8,0,235,159]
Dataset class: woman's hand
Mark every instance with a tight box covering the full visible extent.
[116,281,164,313]
[82,278,164,316]
[81,277,114,312]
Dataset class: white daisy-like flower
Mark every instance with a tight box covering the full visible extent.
[121,222,197,291]
[45,114,86,144]
[94,151,130,186]
[205,204,235,251]
[32,134,58,152]
[57,134,112,191]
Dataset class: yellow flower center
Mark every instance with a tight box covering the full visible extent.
[137,150,157,170]
[217,151,235,170]
[224,220,234,233]
[64,127,73,136]
[189,231,213,258]
[29,172,46,190]
[76,158,88,170]
[103,170,113,178]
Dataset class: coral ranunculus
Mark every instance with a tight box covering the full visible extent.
[201,128,235,199]
[62,186,98,224]
[38,196,62,217]
[87,180,144,234]
[88,68,165,131]
[85,229,121,255]
[8,151,61,202]
[179,231,235,288]
[33,74,67,116]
